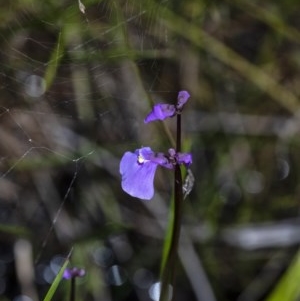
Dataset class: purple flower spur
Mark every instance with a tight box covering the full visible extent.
[120,147,192,200]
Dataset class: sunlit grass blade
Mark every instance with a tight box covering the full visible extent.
[0,223,30,237]
[44,31,64,91]
[265,249,300,301]
[43,256,70,301]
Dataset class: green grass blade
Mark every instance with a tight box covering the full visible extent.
[44,31,64,90]
[160,194,175,276]
[0,223,30,237]
[265,249,300,301]
[43,257,69,301]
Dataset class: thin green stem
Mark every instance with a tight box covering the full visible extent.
[159,114,183,301]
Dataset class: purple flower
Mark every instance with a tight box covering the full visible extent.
[120,147,192,200]
[144,91,190,123]
[144,104,176,123]
[120,147,168,200]
[63,267,86,280]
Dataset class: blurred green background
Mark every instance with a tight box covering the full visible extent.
[1,0,300,300]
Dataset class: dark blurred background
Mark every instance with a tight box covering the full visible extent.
[1,0,300,300]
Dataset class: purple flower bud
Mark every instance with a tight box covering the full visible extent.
[144,104,176,123]
[168,148,176,157]
[176,91,190,110]
[63,267,86,280]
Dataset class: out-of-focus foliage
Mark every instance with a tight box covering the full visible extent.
[1,0,300,300]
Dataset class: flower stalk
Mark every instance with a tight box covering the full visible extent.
[70,277,75,301]
[63,267,86,301]
[119,90,192,301]
[159,113,183,301]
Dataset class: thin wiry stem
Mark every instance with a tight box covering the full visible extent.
[70,278,76,301]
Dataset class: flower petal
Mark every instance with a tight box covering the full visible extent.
[120,150,158,200]
[176,152,192,166]
[144,104,176,123]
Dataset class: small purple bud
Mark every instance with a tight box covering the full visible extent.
[176,91,190,110]
[168,148,176,157]
[63,267,86,280]
[144,104,176,123]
